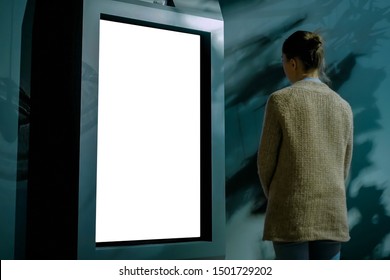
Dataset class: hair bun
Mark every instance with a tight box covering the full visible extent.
[308,33,323,50]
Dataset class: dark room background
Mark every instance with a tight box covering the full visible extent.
[1,0,390,259]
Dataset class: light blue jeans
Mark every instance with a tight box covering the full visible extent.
[272,240,341,260]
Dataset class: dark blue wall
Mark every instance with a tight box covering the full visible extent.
[221,0,390,259]
[1,0,390,259]
[0,0,28,259]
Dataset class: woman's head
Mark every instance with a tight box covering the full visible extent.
[282,30,329,83]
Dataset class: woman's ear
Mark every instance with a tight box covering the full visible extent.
[290,58,297,70]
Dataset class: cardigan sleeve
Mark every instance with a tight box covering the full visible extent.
[344,113,354,180]
[257,94,282,198]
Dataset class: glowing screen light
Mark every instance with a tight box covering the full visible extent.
[95,19,201,243]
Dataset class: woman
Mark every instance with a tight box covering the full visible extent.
[257,31,353,260]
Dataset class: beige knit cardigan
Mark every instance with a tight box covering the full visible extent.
[257,80,353,242]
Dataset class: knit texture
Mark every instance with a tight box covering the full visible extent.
[257,80,353,242]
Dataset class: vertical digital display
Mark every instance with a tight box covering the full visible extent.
[95,19,201,243]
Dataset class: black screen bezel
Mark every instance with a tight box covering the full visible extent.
[95,14,212,248]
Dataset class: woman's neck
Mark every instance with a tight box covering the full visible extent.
[292,70,319,83]
[301,69,319,79]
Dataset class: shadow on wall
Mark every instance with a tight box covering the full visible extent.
[0,78,30,181]
[222,0,390,259]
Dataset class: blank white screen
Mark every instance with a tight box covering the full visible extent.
[95,19,201,243]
